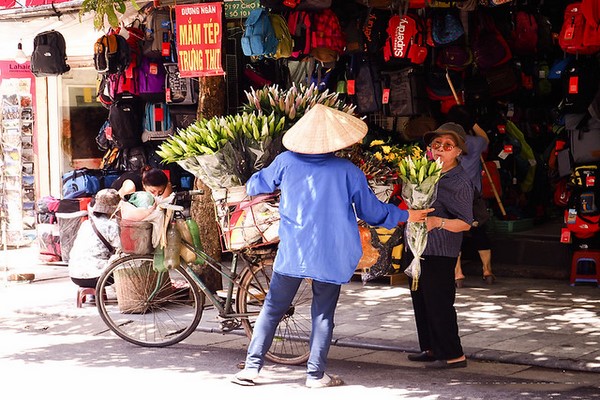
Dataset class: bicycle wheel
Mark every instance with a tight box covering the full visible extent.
[236,263,312,365]
[96,254,204,347]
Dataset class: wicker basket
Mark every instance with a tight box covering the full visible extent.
[119,219,154,255]
[113,262,172,314]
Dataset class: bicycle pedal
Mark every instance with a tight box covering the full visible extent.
[219,318,241,332]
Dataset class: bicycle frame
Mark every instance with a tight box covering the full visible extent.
[178,238,267,320]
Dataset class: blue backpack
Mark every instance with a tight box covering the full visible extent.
[241,8,279,58]
[62,168,101,199]
[142,102,173,142]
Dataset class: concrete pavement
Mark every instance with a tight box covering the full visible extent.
[1,243,599,374]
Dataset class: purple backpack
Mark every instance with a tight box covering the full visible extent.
[137,57,166,102]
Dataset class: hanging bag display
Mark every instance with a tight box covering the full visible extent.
[30,30,70,77]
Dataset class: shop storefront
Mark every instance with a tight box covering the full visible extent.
[0,0,596,276]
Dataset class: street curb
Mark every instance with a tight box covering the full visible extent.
[332,337,600,374]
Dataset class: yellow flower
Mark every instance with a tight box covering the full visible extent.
[370,140,385,147]
[374,152,383,161]
[381,145,391,154]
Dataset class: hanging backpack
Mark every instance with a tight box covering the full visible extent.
[108,93,145,149]
[143,7,174,60]
[269,13,294,59]
[430,10,465,47]
[383,13,428,65]
[381,67,428,117]
[94,32,131,74]
[241,7,279,58]
[472,11,512,70]
[565,113,600,164]
[30,30,70,77]
[350,53,382,115]
[582,0,600,48]
[165,63,198,105]
[137,56,167,102]
[142,102,174,142]
[561,58,600,114]
[287,10,313,57]
[512,10,538,55]
[310,9,346,63]
[559,2,600,55]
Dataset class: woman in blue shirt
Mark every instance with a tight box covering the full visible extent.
[233,104,432,388]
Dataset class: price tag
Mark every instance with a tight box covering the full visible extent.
[586,175,595,187]
[497,124,506,134]
[569,76,579,94]
[560,228,571,243]
[504,144,513,154]
[564,25,575,40]
[162,42,171,58]
[382,88,390,104]
[149,62,158,75]
[347,79,356,95]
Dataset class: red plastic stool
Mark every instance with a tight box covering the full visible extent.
[570,250,600,287]
[76,287,105,308]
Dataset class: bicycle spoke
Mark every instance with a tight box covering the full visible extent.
[237,263,311,365]
[97,255,204,347]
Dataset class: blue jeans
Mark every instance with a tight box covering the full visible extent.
[244,271,341,379]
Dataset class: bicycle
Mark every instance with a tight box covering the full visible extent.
[95,190,312,365]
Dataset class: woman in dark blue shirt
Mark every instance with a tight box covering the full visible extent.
[406,123,473,369]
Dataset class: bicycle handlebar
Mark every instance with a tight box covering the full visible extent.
[159,203,185,211]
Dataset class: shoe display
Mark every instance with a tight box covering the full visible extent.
[426,359,467,369]
[305,373,344,388]
[407,351,436,362]
[231,369,259,386]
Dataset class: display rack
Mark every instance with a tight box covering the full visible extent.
[0,90,34,247]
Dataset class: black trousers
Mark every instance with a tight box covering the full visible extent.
[408,255,464,360]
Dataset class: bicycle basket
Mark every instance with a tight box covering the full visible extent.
[119,219,154,255]
[212,186,280,251]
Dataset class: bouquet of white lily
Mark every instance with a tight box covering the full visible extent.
[398,155,444,291]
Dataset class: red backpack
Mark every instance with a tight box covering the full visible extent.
[383,14,428,65]
[559,2,600,55]
[287,10,312,58]
[310,9,346,63]
[582,0,600,47]
[512,10,538,55]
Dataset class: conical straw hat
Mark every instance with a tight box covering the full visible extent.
[282,104,368,154]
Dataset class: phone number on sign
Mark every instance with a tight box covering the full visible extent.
[224,0,260,19]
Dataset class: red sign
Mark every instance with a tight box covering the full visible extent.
[175,2,224,77]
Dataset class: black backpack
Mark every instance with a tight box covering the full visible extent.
[94,32,131,75]
[381,67,428,117]
[30,30,70,77]
[108,93,145,149]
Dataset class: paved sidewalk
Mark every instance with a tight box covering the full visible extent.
[1,244,599,374]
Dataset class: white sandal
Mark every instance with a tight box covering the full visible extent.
[306,373,344,388]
